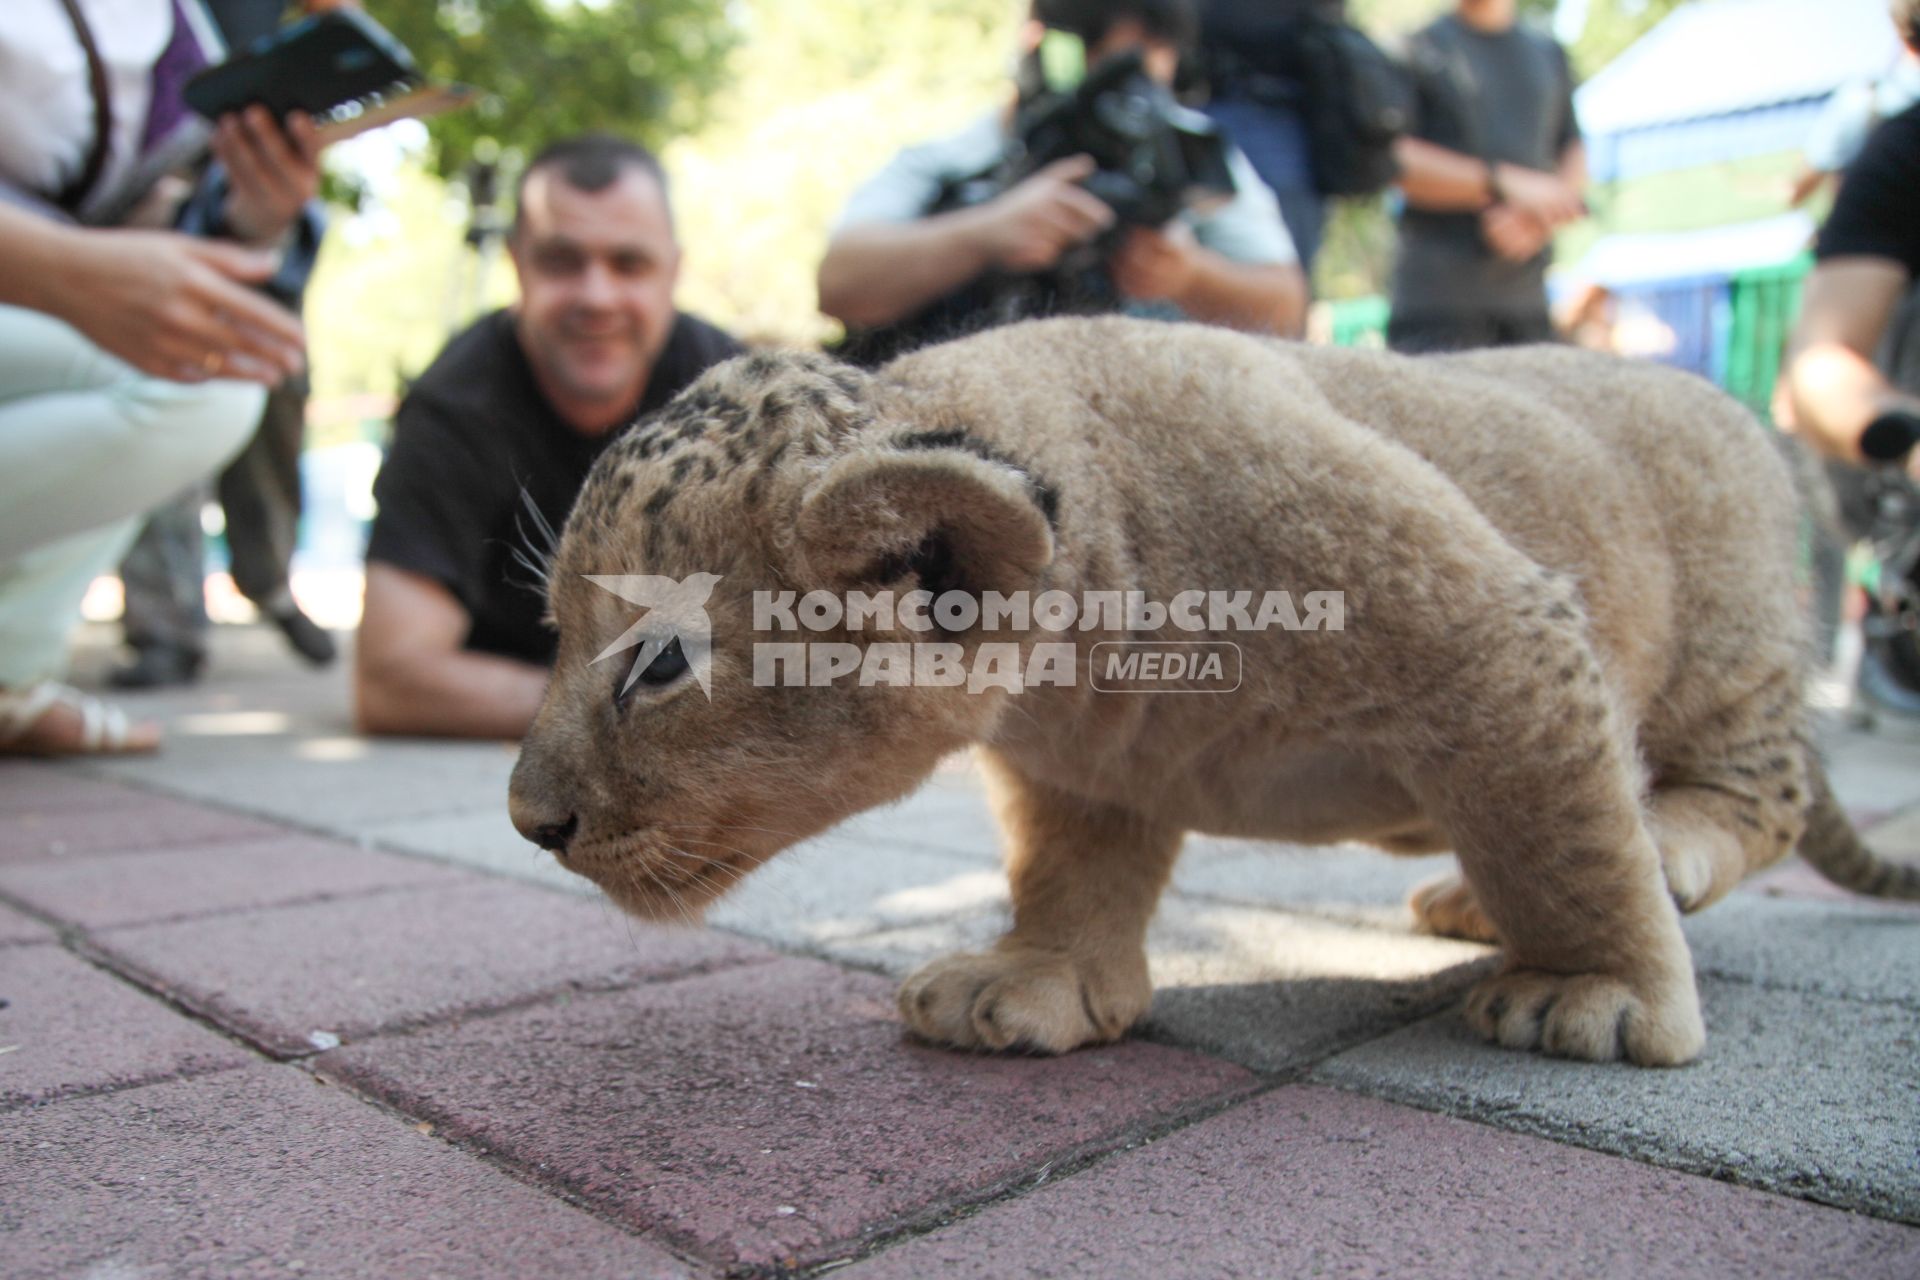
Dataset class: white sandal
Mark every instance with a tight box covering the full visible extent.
[0,681,156,757]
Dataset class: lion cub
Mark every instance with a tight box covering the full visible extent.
[510,316,1916,1068]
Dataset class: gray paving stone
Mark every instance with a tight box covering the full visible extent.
[1684,891,1920,1007]
[1858,805,1920,862]
[319,958,1257,1271]
[0,944,252,1110]
[1172,836,1456,927]
[1313,979,1920,1223]
[1822,732,1920,814]
[93,739,522,833]
[710,835,1007,949]
[1140,899,1495,1071]
[359,806,589,894]
[803,908,1012,976]
[842,1086,1920,1280]
[832,776,1004,863]
[765,896,1492,1073]
[3,1064,693,1280]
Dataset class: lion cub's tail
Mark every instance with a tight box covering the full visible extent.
[1799,757,1920,899]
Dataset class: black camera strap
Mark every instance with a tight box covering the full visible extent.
[52,0,116,216]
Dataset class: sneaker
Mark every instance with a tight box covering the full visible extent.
[270,604,337,667]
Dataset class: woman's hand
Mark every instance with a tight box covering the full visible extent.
[51,228,307,384]
[213,107,323,245]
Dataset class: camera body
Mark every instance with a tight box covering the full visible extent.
[834,49,1235,365]
[997,48,1235,231]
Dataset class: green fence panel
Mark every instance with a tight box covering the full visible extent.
[1724,254,1811,423]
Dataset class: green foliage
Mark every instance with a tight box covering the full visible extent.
[376,0,740,180]
[1565,0,1692,80]
[666,0,1022,344]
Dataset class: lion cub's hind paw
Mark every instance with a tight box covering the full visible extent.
[898,948,1149,1055]
[1409,873,1502,944]
[1465,970,1705,1067]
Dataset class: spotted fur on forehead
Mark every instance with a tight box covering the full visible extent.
[560,349,880,558]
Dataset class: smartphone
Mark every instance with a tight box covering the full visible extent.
[182,10,417,121]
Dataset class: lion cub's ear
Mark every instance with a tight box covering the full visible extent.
[795,445,1055,608]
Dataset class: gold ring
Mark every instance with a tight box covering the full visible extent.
[201,350,222,375]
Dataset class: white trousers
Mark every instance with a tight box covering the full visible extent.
[0,304,262,684]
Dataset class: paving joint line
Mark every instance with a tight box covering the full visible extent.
[1302,1063,1920,1228]
[289,1055,730,1277]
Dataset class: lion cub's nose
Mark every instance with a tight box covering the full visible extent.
[529,813,579,856]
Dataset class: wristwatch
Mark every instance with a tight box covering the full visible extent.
[1860,408,1920,463]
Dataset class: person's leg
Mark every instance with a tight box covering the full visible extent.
[113,489,212,688]
[0,521,141,688]
[0,304,262,752]
[219,375,303,607]
[0,519,162,753]
[0,305,263,561]
[216,371,335,664]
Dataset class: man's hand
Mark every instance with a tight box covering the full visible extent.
[50,229,306,384]
[1492,163,1584,229]
[977,154,1116,273]
[1110,223,1200,303]
[214,107,324,244]
[1480,203,1552,262]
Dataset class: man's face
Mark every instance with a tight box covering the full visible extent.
[510,166,681,431]
[1086,18,1179,86]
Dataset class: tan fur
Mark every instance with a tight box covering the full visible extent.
[510,316,1909,1068]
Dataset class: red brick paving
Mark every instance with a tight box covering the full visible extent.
[841,1085,1920,1280]
[0,762,154,815]
[0,943,251,1110]
[319,957,1259,1271]
[0,899,55,944]
[3,1065,695,1280]
[0,834,472,929]
[0,790,289,863]
[86,877,775,1055]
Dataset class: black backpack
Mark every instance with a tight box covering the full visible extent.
[1295,16,1414,197]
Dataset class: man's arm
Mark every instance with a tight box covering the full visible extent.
[1392,137,1586,225]
[355,563,548,739]
[1785,257,1920,464]
[818,154,1114,329]
[1108,224,1306,335]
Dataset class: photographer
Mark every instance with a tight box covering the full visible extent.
[816,0,1305,355]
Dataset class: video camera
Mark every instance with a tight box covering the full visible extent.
[837,40,1236,365]
[947,44,1235,304]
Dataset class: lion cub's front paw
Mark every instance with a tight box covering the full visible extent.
[898,947,1151,1054]
[1463,967,1705,1066]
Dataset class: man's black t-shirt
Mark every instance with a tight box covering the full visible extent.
[365,309,742,664]
[1816,101,1920,276]
[1394,15,1579,317]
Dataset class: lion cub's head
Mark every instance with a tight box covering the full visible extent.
[507,350,1058,920]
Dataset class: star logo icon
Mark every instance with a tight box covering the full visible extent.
[584,573,722,700]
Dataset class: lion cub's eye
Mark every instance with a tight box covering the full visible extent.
[617,635,691,706]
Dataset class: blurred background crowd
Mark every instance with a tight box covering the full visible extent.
[4,0,1918,751]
